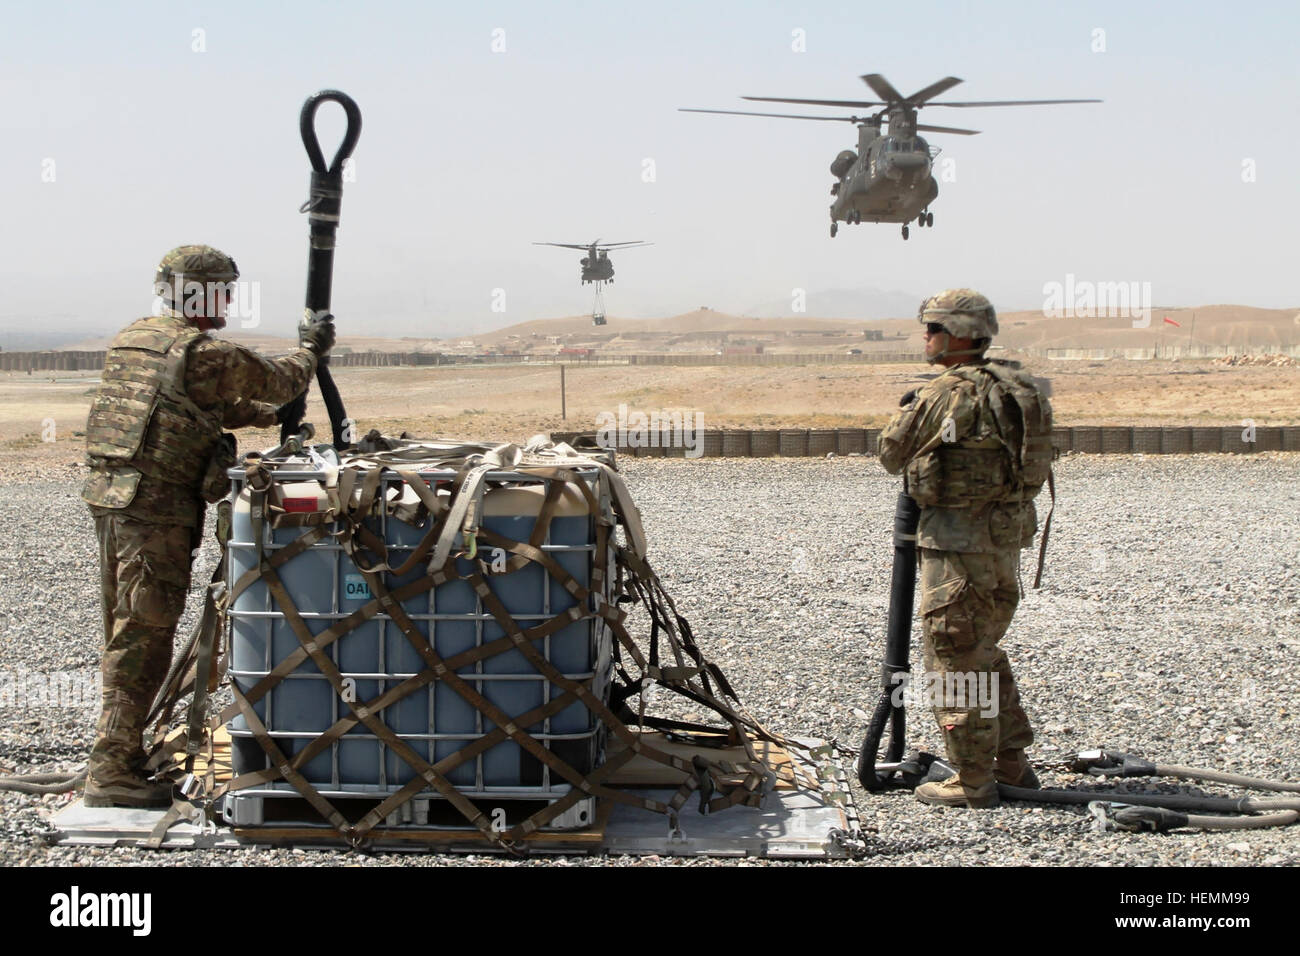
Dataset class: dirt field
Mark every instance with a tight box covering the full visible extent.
[2,357,1297,466]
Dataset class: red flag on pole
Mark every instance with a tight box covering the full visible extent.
[1163,317,1181,327]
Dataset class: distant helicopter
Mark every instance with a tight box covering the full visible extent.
[533,239,652,284]
[682,74,1100,239]
[534,238,652,325]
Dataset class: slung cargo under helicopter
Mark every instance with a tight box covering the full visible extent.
[682,73,1100,240]
[534,238,653,325]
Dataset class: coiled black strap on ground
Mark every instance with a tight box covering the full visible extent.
[1001,784,1300,815]
[0,768,87,795]
[1155,764,1300,792]
[1183,810,1299,830]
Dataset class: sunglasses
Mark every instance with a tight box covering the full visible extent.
[925,322,948,335]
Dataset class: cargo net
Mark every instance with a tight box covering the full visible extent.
[144,435,824,851]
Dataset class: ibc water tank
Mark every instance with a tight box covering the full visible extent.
[225,462,612,807]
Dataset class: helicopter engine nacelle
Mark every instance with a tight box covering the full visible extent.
[829,150,858,179]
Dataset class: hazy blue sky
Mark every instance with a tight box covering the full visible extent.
[2,0,1297,341]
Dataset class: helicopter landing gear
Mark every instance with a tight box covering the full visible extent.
[901,224,909,240]
[831,221,838,238]
[925,211,934,227]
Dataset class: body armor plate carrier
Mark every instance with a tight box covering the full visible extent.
[84,315,227,506]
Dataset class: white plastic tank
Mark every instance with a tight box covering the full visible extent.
[226,463,612,802]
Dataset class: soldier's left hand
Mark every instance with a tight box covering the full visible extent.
[299,312,336,356]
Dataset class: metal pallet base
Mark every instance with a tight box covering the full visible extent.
[220,790,597,831]
[46,787,852,859]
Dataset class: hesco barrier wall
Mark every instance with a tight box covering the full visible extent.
[0,350,105,371]
[8,346,1297,371]
[553,426,1299,457]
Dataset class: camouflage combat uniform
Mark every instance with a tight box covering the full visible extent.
[879,356,1052,802]
[81,310,316,797]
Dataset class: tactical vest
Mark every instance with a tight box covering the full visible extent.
[84,315,224,504]
[905,359,1053,510]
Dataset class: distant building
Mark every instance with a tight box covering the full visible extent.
[724,345,764,355]
[864,329,884,341]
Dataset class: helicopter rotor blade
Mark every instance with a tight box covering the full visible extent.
[534,243,592,250]
[915,122,980,136]
[903,76,964,107]
[922,98,1103,108]
[742,95,886,109]
[596,241,650,248]
[680,108,864,123]
[861,74,906,103]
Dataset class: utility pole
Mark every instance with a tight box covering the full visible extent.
[560,364,567,420]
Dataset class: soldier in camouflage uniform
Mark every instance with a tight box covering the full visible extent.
[879,289,1053,808]
[81,245,336,807]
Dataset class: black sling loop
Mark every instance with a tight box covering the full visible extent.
[279,89,362,450]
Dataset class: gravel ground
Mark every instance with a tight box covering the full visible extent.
[2,452,1298,867]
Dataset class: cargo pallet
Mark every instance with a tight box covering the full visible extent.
[48,728,856,859]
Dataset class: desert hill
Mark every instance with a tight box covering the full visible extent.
[53,304,1299,355]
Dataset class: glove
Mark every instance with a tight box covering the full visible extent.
[299,312,336,356]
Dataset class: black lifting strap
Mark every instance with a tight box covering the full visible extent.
[279,89,362,450]
[1032,469,1055,589]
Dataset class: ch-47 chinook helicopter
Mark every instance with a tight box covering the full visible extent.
[682,74,1100,239]
[533,239,652,325]
[533,239,652,284]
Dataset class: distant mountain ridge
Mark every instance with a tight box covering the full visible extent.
[24,303,1300,353]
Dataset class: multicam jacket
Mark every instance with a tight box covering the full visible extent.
[879,359,1053,553]
[82,313,316,526]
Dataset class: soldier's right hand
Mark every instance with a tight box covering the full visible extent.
[299,313,336,357]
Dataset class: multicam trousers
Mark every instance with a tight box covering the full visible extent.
[89,512,197,779]
[919,548,1034,781]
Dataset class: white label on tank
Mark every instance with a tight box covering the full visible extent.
[344,574,373,600]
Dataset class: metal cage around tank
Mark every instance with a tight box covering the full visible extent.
[222,462,615,827]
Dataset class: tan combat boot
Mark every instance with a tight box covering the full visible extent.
[84,768,174,809]
[915,770,1000,808]
[85,717,173,809]
[994,749,1040,789]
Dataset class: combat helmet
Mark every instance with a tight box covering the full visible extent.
[918,288,997,361]
[155,244,238,292]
